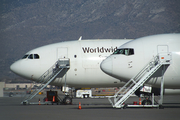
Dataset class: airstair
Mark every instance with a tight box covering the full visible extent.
[108,53,171,108]
[21,58,70,104]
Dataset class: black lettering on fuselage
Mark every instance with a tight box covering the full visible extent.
[82,47,117,53]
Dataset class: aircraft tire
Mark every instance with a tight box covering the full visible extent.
[142,99,152,105]
[63,96,72,105]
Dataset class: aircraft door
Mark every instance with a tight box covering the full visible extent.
[157,45,168,54]
[57,47,68,59]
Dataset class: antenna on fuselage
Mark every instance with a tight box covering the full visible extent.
[78,36,82,41]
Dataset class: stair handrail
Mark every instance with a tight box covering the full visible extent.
[21,58,70,103]
[37,58,70,84]
[114,62,164,107]
[132,55,159,82]
[113,55,160,97]
[110,54,161,105]
[110,53,171,108]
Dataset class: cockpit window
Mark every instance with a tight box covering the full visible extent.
[28,54,33,59]
[22,54,40,59]
[22,54,29,59]
[113,48,134,55]
[34,54,40,59]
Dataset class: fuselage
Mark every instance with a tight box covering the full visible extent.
[10,39,131,88]
[100,34,180,89]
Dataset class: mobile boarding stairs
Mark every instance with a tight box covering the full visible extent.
[21,58,70,105]
[108,53,171,108]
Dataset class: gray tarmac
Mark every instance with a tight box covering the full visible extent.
[0,95,180,120]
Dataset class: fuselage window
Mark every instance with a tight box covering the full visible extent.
[22,54,29,59]
[34,54,40,59]
[113,48,134,56]
[128,49,134,55]
[28,54,33,59]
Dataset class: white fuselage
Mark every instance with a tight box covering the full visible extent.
[10,39,131,88]
[100,34,180,89]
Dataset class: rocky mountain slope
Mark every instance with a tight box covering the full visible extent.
[0,0,180,81]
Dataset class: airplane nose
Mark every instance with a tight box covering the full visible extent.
[100,57,113,75]
[10,61,20,74]
[10,60,29,78]
[10,59,40,80]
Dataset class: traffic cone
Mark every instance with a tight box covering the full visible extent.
[53,96,55,102]
[38,99,41,105]
[139,98,141,105]
[78,102,82,109]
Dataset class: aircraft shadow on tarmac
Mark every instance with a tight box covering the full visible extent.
[71,102,180,109]
[163,103,180,108]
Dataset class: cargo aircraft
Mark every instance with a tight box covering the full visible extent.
[100,33,180,108]
[10,38,131,104]
[10,38,130,88]
[10,34,180,106]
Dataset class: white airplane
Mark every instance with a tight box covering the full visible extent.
[10,39,131,88]
[10,34,180,105]
[100,33,180,89]
[100,33,180,108]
